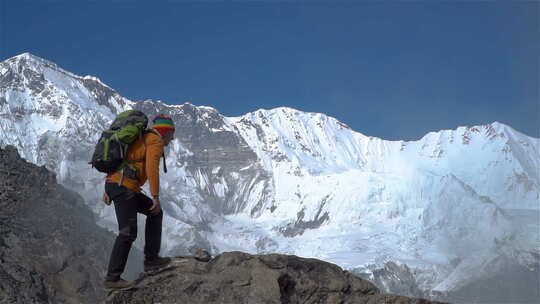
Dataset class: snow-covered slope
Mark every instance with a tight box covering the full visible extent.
[1,53,538,302]
[217,109,539,300]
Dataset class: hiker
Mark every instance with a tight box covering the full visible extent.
[102,114,175,289]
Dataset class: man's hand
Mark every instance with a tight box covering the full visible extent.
[149,196,161,215]
[103,192,112,206]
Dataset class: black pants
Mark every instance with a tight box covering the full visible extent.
[105,182,163,281]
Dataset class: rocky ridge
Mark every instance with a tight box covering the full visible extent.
[0,145,142,304]
[106,251,444,304]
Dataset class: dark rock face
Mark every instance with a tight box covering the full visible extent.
[353,262,427,300]
[134,101,258,171]
[133,101,273,217]
[0,145,142,304]
[280,201,331,237]
[80,77,121,115]
[106,252,444,304]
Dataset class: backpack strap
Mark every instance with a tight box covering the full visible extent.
[163,153,167,173]
[117,135,138,187]
[119,170,124,187]
[118,142,126,186]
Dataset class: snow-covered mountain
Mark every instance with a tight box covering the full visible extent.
[1,53,538,302]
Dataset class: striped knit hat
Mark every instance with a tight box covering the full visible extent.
[152,114,175,137]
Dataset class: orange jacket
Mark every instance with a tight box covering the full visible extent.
[106,131,164,197]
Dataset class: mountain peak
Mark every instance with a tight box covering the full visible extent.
[16,52,38,59]
[7,52,57,68]
[11,52,39,60]
[169,101,220,114]
[490,121,517,135]
[253,106,304,116]
[2,52,80,82]
[246,106,356,135]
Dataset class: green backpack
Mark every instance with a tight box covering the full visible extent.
[90,110,149,174]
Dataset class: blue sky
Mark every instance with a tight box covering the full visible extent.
[1,0,538,140]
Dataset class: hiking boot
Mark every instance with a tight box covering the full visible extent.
[103,278,135,290]
[144,256,171,272]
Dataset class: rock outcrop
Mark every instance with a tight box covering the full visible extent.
[106,251,444,304]
[0,145,142,304]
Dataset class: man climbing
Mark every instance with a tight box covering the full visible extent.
[103,114,176,290]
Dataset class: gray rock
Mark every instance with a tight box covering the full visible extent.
[193,248,212,262]
[106,251,445,304]
[0,145,143,304]
[353,261,427,300]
